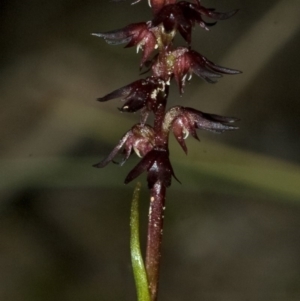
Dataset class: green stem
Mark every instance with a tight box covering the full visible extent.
[130,182,151,301]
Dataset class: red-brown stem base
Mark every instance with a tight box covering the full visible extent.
[145,182,166,301]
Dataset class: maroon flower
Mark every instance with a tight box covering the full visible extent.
[152,1,238,44]
[93,124,155,168]
[152,47,241,94]
[92,22,157,65]
[175,48,242,93]
[149,0,177,14]
[97,76,168,115]
[124,147,180,188]
[164,106,239,153]
[113,0,177,14]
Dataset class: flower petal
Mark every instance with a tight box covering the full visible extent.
[188,50,242,83]
[124,150,157,184]
[125,148,180,188]
[146,148,180,188]
[200,8,239,21]
[172,117,189,154]
[92,23,148,47]
[91,29,131,45]
[186,108,239,133]
[97,84,132,102]
[206,60,242,75]
[93,132,131,168]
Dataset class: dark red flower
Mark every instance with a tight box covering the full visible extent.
[149,0,177,14]
[97,76,168,114]
[92,22,157,65]
[124,147,180,188]
[93,124,155,168]
[175,48,242,93]
[112,0,177,14]
[152,1,238,44]
[164,106,239,153]
[152,47,241,93]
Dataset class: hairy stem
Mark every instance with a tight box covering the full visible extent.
[145,181,166,301]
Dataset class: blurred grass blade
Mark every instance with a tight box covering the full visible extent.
[130,182,151,301]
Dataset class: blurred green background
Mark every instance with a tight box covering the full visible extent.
[1,0,300,300]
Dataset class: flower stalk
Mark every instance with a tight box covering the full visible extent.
[94,0,241,300]
[146,182,166,301]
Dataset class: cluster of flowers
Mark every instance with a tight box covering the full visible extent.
[93,0,241,189]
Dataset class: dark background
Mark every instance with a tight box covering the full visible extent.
[0,0,300,300]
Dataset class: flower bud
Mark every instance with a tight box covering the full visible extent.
[125,147,180,188]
